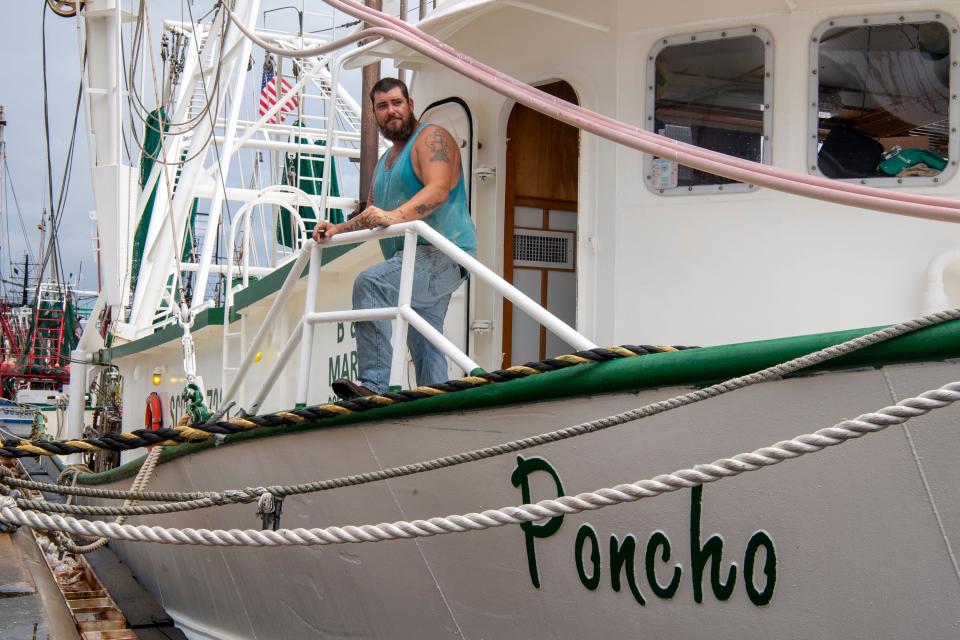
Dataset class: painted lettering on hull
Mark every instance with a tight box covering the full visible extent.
[169,387,222,424]
[512,455,777,606]
[328,322,358,401]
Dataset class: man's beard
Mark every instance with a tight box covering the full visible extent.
[379,113,416,142]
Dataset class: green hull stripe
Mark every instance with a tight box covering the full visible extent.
[78,317,960,485]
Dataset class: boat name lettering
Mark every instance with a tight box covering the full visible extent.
[511,455,777,606]
[336,322,356,343]
[328,323,358,400]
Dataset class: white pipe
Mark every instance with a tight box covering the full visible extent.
[306,308,399,323]
[212,136,361,157]
[389,230,418,388]
[922,250,960,314]
[179,263,274,277]
[399,305,480,375]
[295,244,324,406]
[217,118,362,140]
[66,349,89,442]
[242,210,252,288]
[190,186,356,212]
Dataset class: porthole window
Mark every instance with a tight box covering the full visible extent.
[810,12,959,186]
[645,26,773,195]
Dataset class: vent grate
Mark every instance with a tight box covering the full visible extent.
[513,229,575,269]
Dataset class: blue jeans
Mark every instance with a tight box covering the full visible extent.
[353,246,465,393]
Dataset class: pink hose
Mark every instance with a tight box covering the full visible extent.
[328,0,960,215]
[244,0,960,222]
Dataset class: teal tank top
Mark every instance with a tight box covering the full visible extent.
[372,123,477,259]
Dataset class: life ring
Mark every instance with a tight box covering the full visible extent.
[145,392,163,431]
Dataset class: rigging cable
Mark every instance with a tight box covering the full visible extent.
[1,157,37,268]
[122,1,227,168]
[41,2,88,296]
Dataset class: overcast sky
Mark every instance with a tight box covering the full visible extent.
[1,1,379,294]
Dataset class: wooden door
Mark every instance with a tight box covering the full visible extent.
[503,81,579,367]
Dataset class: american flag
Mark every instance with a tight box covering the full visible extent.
[259,61,299,124]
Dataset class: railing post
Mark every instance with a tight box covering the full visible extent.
[219,239,312,410]
[66,349,89,444]
[242,211,253,287]
[388,229,418,389]
[248,317,304,414]
[296,242,324,406]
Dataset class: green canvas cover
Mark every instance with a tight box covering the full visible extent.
[277,121,345,247]
[131,108,168,295]
[132,108,198,308]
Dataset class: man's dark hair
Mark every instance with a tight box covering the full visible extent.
[369,77,410,104]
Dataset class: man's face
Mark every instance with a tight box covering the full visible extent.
[373,87,416,142]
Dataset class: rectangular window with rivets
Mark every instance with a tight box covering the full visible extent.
[645,26,773,195]
[810,12,958,186]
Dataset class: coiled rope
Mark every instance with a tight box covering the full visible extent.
[4,308,959,517]
[1,376,957,546]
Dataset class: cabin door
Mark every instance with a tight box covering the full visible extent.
[503,81,579,367]
[420,98,474,378]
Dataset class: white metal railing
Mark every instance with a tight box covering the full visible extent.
[219,220,596,415]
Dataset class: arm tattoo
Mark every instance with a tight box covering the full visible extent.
[425,130,451,163]
[414,202,441,216]
[341,218,366,232]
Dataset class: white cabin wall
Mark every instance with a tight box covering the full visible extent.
[611,0,960,346]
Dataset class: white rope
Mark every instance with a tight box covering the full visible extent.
[3,379,957,547]
[55,445,163,554]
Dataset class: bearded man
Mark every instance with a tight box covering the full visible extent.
[312,78,476,399]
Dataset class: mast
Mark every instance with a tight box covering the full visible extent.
[21,255,28,307]
[359,0,383,210]
[0,106,5,293]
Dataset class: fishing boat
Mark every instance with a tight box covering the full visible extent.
[0,106,88,437]
[5,0,960,637]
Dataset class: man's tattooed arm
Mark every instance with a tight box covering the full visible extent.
[414,202,442,216]
[340,217,367,232]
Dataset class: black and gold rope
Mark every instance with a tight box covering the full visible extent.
[0,345,693,459]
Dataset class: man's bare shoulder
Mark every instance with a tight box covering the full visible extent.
[416,124,458,164]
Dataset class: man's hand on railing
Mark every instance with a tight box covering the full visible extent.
[311,219,339,244]
[359,206,396,228]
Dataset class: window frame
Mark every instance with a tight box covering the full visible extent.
[808,11,960,187]
[645,25,774,196]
